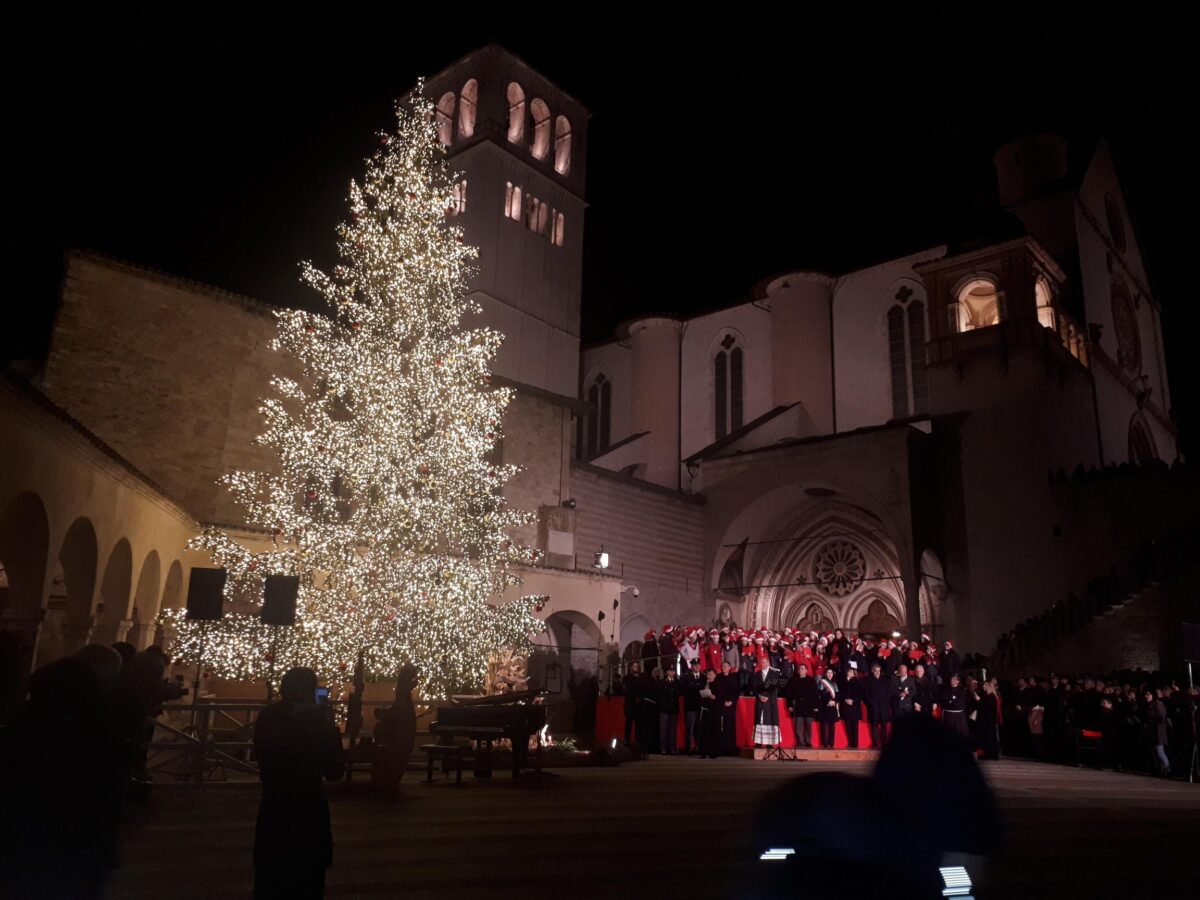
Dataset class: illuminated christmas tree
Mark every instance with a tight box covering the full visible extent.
[163,85,544,696]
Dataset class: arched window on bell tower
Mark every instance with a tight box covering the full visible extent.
[577,373,611,459]
[714,333,744,440]
[887,286,929,418]
[507,82,526,144]
[435,92,456,145]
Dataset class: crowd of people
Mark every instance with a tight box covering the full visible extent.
[615,624,1197,778]
[994,670,1197,777]
[0,641,183,898]
[0,639,353,899]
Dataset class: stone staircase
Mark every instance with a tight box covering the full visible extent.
[990,519,1200,677]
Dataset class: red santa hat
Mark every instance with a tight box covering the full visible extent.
[740,635,752,644]
[921,634,931,643]
[754,636,765,644]
[644,630,656,642]
[944,640,953,649]
[663,624,674,634]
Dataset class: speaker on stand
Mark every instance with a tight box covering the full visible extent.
[262,575,299,700]
[183,567,226,746]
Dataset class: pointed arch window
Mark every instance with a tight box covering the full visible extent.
[887,288,929,418]
[458,79,478,138]
[578,373,612,459]
[714,333,744,440]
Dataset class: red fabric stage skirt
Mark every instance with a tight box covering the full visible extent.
[593,697,887,749]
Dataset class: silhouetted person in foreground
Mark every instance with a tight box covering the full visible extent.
[371,664,418,798]
[745,710,997,899]
[0,655,119,898]
[253,666,344,899]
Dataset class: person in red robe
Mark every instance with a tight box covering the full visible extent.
[701,630,722,672]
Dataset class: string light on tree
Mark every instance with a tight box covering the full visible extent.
[162,83,544,697]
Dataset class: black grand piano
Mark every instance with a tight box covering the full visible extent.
[428,689,546,777]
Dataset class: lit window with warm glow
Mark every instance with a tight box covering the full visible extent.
[553,211,565,246]
[507,83,526,143]
[950,278,1003,332]
[554,116,572,174]
[506,183,523,221]
[449,180,467,216]
[530,98,551,160]
[458,79,478,138]
[435,92,456,145]
[1036,276,1056,331]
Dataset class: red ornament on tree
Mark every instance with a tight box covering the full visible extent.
[418,463,430,475]
[305,490,318,501]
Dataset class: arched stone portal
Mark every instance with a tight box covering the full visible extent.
[747,502,907,632]
[534,609,605,735]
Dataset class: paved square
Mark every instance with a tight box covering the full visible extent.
[107,757,1199,899]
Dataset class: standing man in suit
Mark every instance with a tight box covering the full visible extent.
[863,661,894,749]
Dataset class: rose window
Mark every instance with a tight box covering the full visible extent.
[813,540,866,597]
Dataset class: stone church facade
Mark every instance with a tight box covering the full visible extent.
[0,45,1191,687]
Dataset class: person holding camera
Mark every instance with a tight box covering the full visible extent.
[253,666,344,899]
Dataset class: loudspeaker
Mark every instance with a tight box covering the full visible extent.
[185,567,227,621]
[1183,623,1200,664]
[262,574,300,627]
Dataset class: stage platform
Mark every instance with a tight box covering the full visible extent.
[742,746,881,761]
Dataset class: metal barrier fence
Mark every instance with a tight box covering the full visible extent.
[144,698,436,785]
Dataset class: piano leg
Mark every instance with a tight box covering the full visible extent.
[474,738,493,778]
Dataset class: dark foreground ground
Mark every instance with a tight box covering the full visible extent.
[106,757,1199,900]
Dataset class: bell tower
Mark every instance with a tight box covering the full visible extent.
[424,45,590,398]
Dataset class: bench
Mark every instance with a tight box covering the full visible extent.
[421,743,466,785]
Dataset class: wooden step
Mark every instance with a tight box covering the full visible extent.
[740,747,880,762]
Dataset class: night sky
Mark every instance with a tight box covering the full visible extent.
[9,7,1196,453]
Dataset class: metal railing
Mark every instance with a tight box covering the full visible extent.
[144,697,435,785]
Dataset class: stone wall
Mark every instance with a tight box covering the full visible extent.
[570,463,706,646]
[38,253,284,525]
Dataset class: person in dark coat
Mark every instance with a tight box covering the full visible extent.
[636,666,659,755]
[621,661,644,746]
[892,664,916,718]
[714,661,741,755]
[738,639,757,696]
[656,668,682,754]
[816,671,839,747]
[680,658,704,753]
[751,656,782,747]
[640,630,658,675]
[697,669,721,758]
[863,662,894,749]
[658,626,680,676]
[973,679,1001,760]
[786,663,820,748]
[254,666,345,900]
[941,674,970,738]
[912,663,935,716]
[839,667,865,748]
[1143,689,1170,775]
